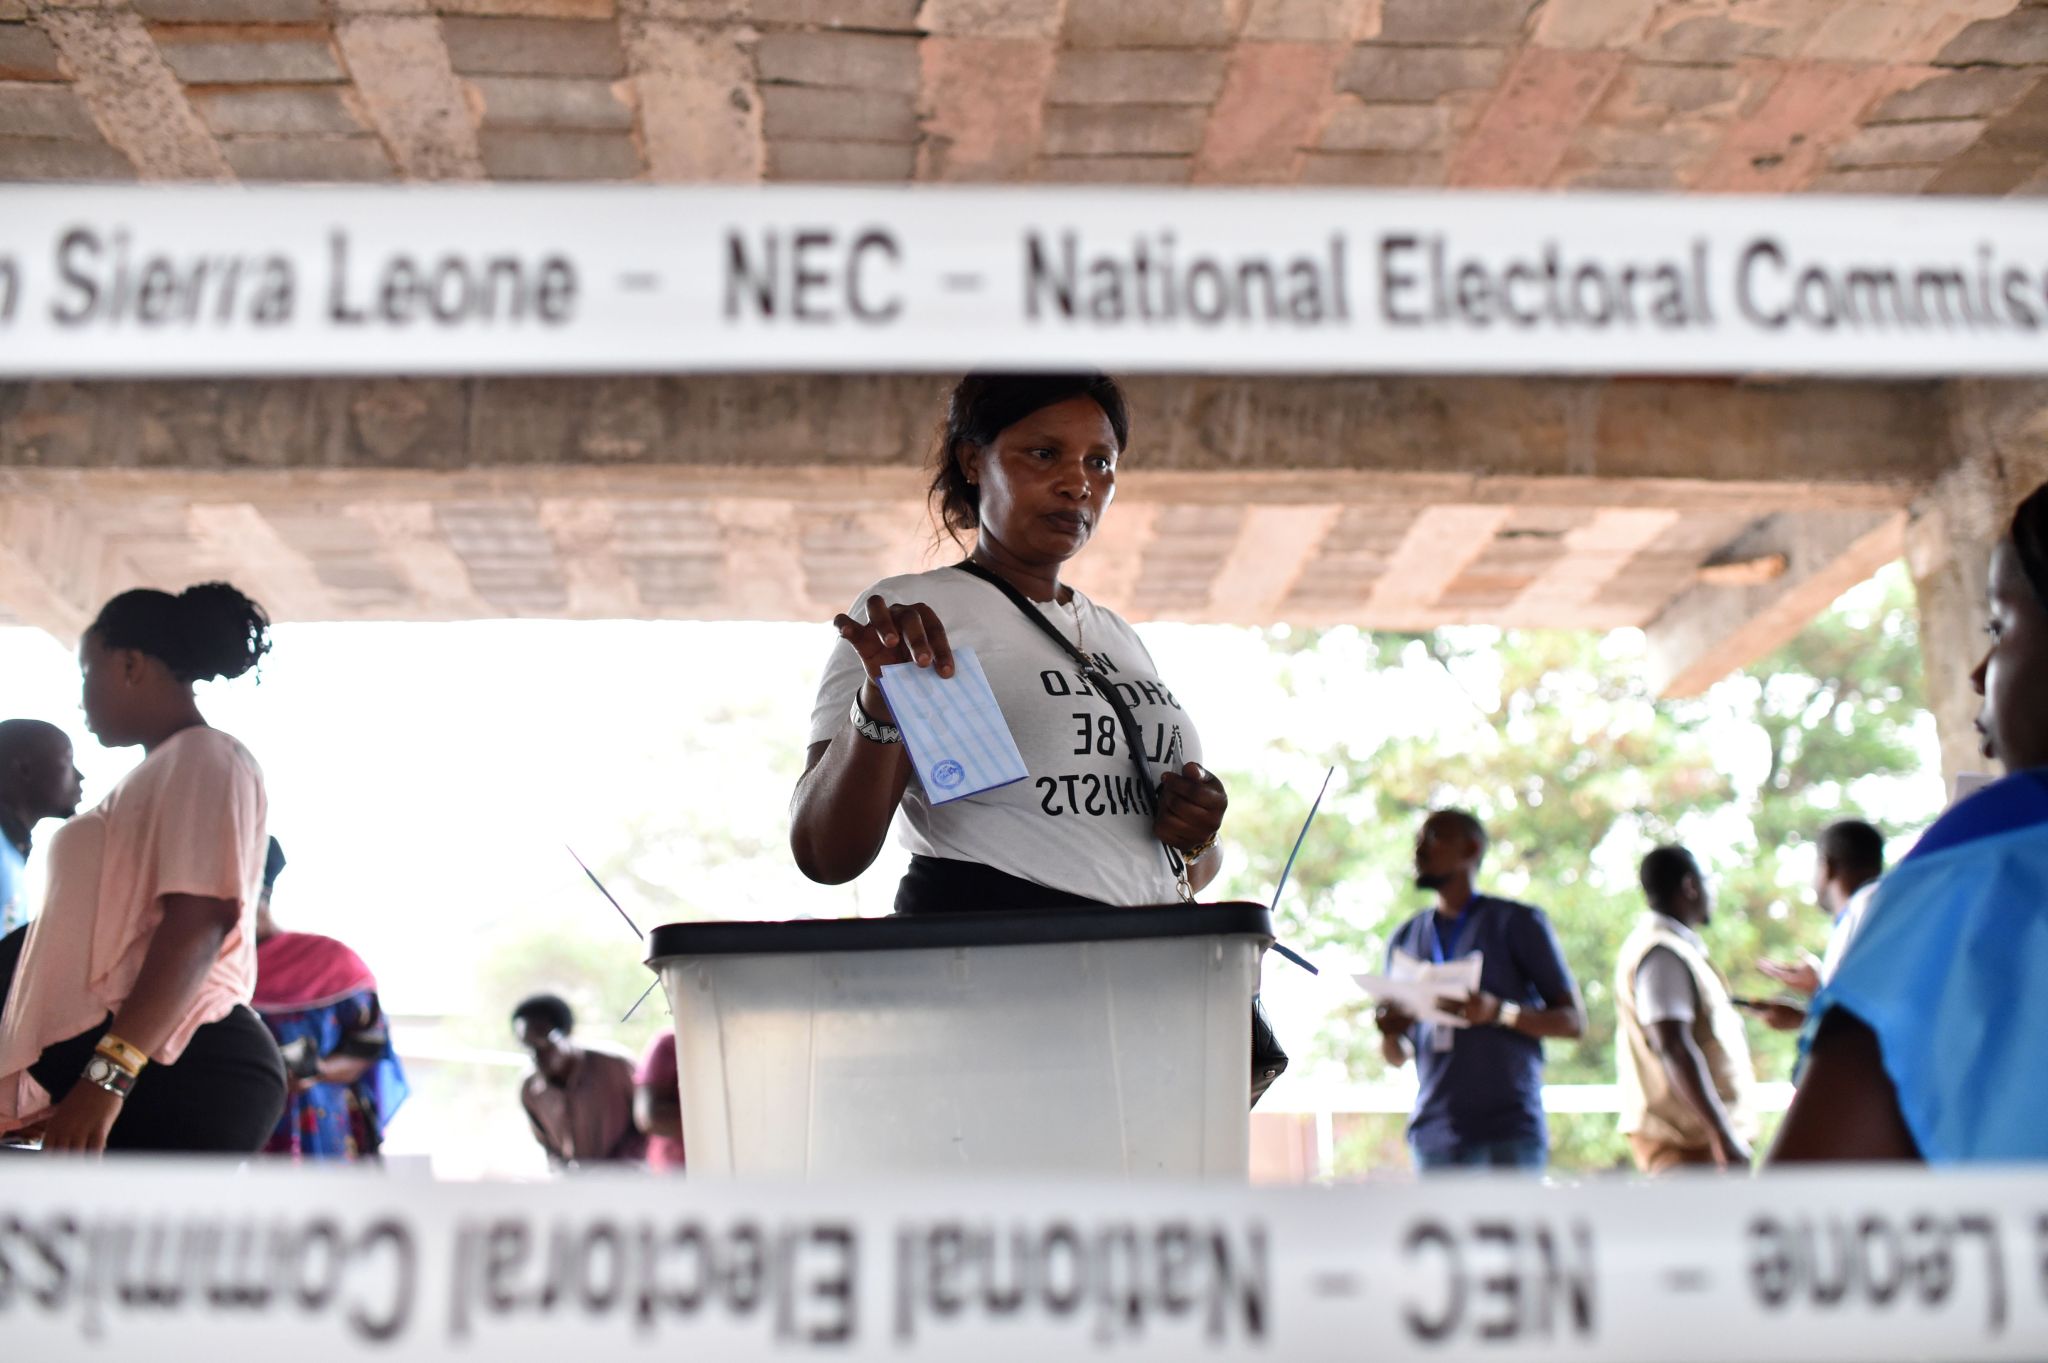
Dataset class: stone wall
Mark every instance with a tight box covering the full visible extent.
[1912,379,2048,789]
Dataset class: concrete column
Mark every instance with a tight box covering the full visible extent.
[1909,380,2048,792]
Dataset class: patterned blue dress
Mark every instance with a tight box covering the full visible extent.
[254,931,409,1160]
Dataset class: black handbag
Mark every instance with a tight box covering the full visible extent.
[952,560,1290,1108]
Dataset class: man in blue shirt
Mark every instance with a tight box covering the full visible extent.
[1374,809,1585,1172]
[0,719,84,938]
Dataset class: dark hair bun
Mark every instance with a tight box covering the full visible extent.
[176,583,271,681]
[89,582,272,683]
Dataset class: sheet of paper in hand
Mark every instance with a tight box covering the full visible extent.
[877,646,1029,805]
[1353,949,1484,1029]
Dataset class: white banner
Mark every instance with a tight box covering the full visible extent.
[3,1162,2047,1360]
[0,187,2046,378]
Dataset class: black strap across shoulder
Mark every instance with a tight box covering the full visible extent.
[953,558,1184,881]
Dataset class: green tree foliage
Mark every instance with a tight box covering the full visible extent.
[1214,564,1940,1174]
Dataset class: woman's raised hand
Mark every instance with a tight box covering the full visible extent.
[832,596,956,718]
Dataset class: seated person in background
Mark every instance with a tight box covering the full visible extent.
[253,838,409,1159]
[1749,818,1884,1032]
[633,1030,685,1172]
[1772,483,2048,1164]
[0,718,85,938]
[513,992,645,1167]
[1614,846,1759,1172]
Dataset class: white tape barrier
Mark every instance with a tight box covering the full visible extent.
[1,187,2046,378]
[2,1162,2045,1361]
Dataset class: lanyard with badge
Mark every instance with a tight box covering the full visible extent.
[1423,901,1483,1052]
[954,559,1192,896]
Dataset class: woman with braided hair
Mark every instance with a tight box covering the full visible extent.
[1772,482,2048,1164]
[0,582,286,1154]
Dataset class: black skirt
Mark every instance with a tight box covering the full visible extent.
[892,854,1112,915]
[1,922,287,1153]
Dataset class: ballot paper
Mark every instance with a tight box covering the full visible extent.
[1353,948,1484,1029]
[877,646,1029,805]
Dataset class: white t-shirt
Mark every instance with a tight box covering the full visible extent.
[1634,916,1713,1026]
[808,566,1204,907]
[1635,947,1698,1025]
[1818,879,1879,984]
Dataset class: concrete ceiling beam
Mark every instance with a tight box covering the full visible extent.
[1510,506,1679,615]
[1202,503,1344,622]
[186,500,343,620]
[30,0,232,179]
[620,0,763,182]
[332,0,487,181]
[0,375,1951,492]
[0,492,110,644]
[1645,509,1907,698]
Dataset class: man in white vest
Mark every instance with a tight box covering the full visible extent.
[1615,845,1759,1172]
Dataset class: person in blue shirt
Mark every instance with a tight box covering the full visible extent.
[1772,482,2048,1164]
[0,719,84,939]
[1374,809,1586,1172]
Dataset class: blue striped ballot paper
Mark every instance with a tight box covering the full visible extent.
[877,646,1029,805]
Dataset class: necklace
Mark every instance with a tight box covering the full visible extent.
[1063,594,1085,655]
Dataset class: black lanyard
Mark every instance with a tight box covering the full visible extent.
[952,559,1186,886]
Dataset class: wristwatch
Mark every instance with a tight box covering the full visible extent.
[1496,1000,1523,1032]
[848,692,903,745]
[82,1054,136,1099]
[279,1035,323,1080]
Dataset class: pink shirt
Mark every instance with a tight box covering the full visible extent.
[0,727,268,1131]
[634,1031,686,1171]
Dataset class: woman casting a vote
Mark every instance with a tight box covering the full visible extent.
[791,372,1228,912]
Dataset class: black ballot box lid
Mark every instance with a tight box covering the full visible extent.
[647,902,1274,964]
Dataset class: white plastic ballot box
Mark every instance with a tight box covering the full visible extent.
[646,904,1274,1178]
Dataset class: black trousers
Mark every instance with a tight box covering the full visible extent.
[893,854,1109,915]
[1,923,287,1153]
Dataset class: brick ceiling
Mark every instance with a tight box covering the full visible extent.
[1,0,2044,194]
[3,1,2040,691]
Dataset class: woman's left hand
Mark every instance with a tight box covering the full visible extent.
[39,1082,123,1155]
[1155,762,1227,856]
